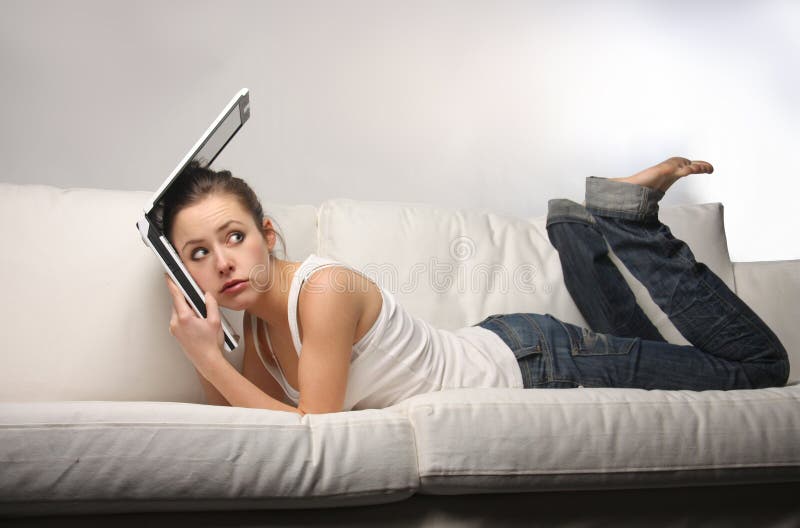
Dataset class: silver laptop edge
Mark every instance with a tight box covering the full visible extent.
[144,87,251,212]
[136,88,251,353]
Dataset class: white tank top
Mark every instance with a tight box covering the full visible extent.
[249,254,523,410]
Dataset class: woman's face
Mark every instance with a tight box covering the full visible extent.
[170,192,273,311]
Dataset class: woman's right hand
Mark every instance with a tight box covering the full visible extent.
[165,274,225,375]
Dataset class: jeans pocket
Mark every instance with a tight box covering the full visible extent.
[571,326,636,357]
[515,346,552,387]
[514,344,542,361]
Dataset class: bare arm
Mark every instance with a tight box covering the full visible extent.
[195,366,230,406]
[165,274,298,412]
[195,313,290,407]
[200,268,360,415]
[199,359,302,414]
[294,268,359,414]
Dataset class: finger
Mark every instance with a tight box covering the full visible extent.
[205,291,220,323]
[164,274,184,304]
[169,307,177,335]
[165,274,194,317]
[164,273,180,298]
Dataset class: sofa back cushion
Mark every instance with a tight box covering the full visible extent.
[733,260,800,383]
[0,182,738,403]
[318,199,736,346]
[0,183,317,402]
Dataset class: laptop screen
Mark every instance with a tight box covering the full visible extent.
[145,89,251,214]
[193,97,248,167]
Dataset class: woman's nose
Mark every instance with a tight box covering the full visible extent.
[215,249,235,273]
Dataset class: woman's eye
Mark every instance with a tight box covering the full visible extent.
[188,232,243,261]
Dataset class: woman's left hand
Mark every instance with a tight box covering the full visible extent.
[165,274,225,373]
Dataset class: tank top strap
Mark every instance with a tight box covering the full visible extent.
[248,312,299,403]
[286,254,345,356]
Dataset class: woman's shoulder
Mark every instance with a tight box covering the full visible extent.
[298,261,383,343]
[299,264,371,303]
[300,254,377,292]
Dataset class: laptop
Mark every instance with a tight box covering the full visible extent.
[136,88,251,353]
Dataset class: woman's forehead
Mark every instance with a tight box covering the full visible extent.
[173,194,251,237]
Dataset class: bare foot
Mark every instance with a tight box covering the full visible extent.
[610,157,714,193]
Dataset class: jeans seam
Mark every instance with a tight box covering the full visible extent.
[491,317,523,351]
[652,226,786,363]
[586,206,649,222]
[697,277,787,361]
[639,188,650,218]
[519,314,588,387]
[518,313,556,384]
[550,316,580,355]
[544,315,588,385]
[546,216,595,229]
[575,333,637,357]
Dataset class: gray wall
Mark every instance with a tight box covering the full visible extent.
[1,0,798,261]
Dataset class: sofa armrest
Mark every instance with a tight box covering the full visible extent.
[733,260,800,383]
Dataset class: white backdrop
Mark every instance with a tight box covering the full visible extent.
[1,0,797,261]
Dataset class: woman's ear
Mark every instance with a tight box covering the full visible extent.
[262,218,277,252]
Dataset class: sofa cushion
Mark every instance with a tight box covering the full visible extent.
[389,385,800,493]
[733,260,800,383]
[318,199,735,345]
[0,401,418,515]
[0,183,318,402]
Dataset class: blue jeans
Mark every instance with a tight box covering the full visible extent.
[474,177,789,390]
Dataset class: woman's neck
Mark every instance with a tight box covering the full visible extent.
[247,256,302,327]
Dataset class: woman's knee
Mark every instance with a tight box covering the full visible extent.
[774,358,791,387]
[747,358,790,388]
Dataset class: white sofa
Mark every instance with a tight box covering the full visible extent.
[1,182,798,523]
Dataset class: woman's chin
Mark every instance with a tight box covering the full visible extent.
[217,291,253,312]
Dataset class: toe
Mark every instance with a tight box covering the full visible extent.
[691,160,714,174]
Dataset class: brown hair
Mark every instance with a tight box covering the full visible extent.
[154,160,286,258]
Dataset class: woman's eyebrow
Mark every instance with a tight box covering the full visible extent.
[181,220,245,252]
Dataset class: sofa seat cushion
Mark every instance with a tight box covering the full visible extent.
[0,401,417,515]
[388,385,800,493]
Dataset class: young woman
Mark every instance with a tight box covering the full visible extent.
[161,157,789,415]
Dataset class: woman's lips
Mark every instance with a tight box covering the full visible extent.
[221,280,248,295]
